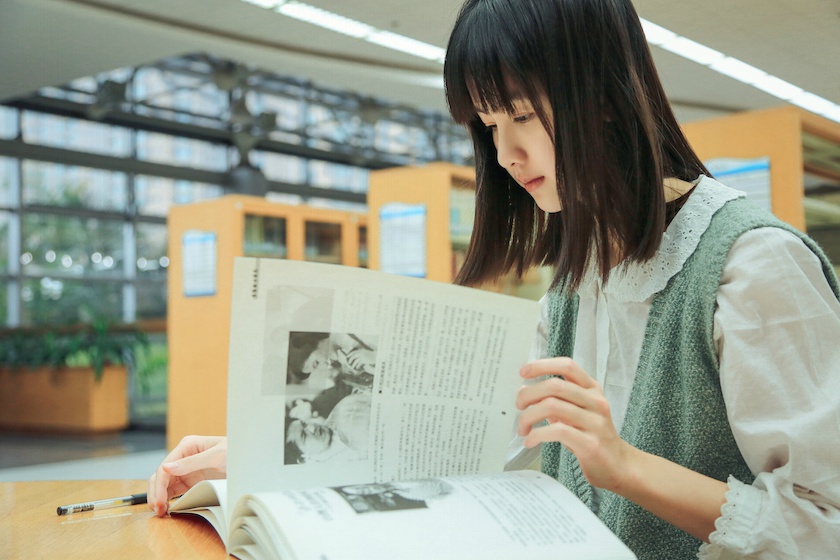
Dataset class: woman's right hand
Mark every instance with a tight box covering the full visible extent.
[148,435,227,517]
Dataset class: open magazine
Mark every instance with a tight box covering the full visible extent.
[168,258,636,560]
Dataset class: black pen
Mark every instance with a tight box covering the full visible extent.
[56,492,148,516]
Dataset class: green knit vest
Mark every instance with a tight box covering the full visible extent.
[541,196,840,559]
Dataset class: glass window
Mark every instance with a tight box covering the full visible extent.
[134,175,173,217]
[133,66,228,122]
[0,211,8,272]
[251,151,306,183]
[136,280,167,320]
[0,106,18,140]
[136,222,168,279]
[173,179,224,206]
[136,131,230,172]
[0,279,6,326]
[250,91,304,134]
[308,160,368,192]
[304,221,342,264]
[21,214,124,278]
[22,161,128,212]
[244,215,287,258]
[0,156,17,208]
[359,225,368,268]
[306,104,341,143]
[20,278,123,326]
[21,111,131,157]
[135,175,223,216]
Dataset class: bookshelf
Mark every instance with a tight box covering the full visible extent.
[367,162,552,299]
[682,105,840,232]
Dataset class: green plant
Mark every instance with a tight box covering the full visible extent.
[0,319,150,382]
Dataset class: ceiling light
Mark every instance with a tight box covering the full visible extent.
[276,1,374,38]
[788,92,837,116]
[639,17,840,124]
[820,106,840,122]
[708,57,767,84]
[366,31,446,61]
[241,0,284,8]
[640,20,677,46]
[659,36,724,66]
[751,75,803,100]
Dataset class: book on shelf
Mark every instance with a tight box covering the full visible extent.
[169,257,636,560]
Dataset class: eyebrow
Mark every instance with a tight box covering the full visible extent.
[475,97,531,116]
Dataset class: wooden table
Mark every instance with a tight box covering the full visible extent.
[1,479,229,559]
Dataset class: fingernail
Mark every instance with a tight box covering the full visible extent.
[163,461,178,470]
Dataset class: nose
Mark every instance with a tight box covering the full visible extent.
[494,126,523,171]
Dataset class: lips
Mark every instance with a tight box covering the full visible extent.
[519,176,545,192]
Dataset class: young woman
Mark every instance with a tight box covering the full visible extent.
[444,0,840,558]
[150,2,840,557]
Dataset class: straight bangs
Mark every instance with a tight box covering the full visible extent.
[445,0,552,128]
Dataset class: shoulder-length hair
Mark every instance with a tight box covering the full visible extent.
[444,0,709,291]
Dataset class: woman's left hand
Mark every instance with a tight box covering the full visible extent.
[517,357,636,493]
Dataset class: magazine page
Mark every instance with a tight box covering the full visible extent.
[226,470,637,560]
[168,479,229,543]
[226,258,541,516]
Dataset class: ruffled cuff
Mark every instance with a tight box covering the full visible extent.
[698,476,760,559]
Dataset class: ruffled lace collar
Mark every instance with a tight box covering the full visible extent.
[578,176,745,303]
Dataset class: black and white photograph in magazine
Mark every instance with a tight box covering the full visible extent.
[331,479,455,513]
[283,330,378,465]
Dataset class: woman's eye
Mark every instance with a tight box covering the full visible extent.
[513,113,535,123]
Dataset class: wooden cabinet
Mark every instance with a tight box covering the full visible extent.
[166,195,366,449]
[682,106,840,232]
[367,162,552,299]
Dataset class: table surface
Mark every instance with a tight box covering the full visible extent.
[1,479,229,559]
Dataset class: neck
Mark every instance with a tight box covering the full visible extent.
[608,177,697,266]
[664,177,695,202]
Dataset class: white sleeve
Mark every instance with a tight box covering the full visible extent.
[504,293,550,471]
[700,227,840,559]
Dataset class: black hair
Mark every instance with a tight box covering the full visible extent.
[286,331,330,384]
[444,0,709,291]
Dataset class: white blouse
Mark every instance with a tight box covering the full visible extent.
[507,177,840,558]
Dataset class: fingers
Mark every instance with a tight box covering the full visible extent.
[148,444,185,516]
[520,357,596,388]
[146,435,227,517]
[515,357,610,443]
[148,467,171,517]
[516,391,609,438]
[517,374,591,410]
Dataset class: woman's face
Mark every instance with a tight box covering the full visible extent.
[288,419,333,456]
[476,93,561,213]
[301,338,332,376]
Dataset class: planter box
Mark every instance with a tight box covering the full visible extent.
[0,365,129,434]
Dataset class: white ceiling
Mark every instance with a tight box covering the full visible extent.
[1,0,839,124]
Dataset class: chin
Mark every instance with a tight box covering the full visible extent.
[536,200,562,213]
